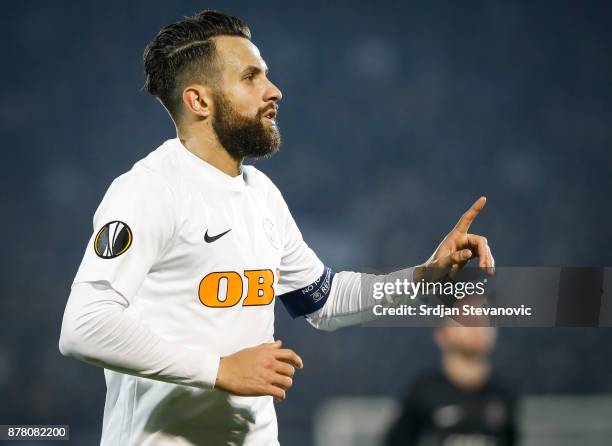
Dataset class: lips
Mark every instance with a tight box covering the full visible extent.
[263,108,277,120]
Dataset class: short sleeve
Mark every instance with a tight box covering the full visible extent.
[272,188,325,295]
[72,168,176,301]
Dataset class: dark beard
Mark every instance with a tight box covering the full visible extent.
[211,90,281,161]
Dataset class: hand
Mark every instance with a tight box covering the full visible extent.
[215,340,303,401]
[414,196,495,282]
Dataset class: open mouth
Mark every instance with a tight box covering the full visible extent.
[262,108,277,123]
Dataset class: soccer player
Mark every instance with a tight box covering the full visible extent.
[59,10,494,446]
[384,325,517,446]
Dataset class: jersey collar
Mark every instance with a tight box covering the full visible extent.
[172,138,246,191]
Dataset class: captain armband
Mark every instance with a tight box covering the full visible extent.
[278,267,335,318]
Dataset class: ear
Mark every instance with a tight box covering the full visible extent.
[182,85,212,118]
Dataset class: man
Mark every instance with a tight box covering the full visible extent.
[385,325,517,446]
[59,10,494,446]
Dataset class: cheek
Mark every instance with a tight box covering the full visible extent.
[226,85,262,116]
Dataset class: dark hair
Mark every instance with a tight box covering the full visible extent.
[143,10,251,121]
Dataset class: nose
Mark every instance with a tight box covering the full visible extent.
[264,78,282,102]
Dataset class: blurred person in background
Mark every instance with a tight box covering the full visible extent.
[385,324,517,446]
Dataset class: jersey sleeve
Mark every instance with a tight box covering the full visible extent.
[59,281,219,390]
[72,167,176,301]
[274,190,325,295]
[267,183,336,318]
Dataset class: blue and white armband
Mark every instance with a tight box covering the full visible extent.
[278,267,335,318]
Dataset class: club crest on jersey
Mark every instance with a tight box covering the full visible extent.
[94,221,133,259]
[262,218,280,249]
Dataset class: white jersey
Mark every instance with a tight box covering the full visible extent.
[72,138,324,445]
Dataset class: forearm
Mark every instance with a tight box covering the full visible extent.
[59,282,219,389]
[306,267,415,331]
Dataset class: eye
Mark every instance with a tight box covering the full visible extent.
[243,73,255,81]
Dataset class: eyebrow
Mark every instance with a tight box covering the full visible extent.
[241,65,269,76]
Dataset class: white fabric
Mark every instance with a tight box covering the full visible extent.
[60,138,324,446]
[306,268,415,331]
[60,281,220,388]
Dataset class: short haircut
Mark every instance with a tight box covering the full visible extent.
[143,10,251,122]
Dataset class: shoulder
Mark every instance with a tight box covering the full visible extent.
[415,368,446,388]
[400,369,445,400]
[99,141,180,212]
[242,164,276,188]
[131,139,182,193]
[485,373,516,401]
[243,165,283,198]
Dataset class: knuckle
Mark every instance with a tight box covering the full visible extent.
[262,370,274,383]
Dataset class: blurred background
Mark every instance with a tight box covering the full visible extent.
[1,0,611,444]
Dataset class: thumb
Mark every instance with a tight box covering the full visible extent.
[268,340,282,349]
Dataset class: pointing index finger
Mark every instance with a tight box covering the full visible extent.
[454,196,486,233]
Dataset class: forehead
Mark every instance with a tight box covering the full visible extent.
[212,35,267,74]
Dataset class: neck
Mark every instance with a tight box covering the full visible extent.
[177,124,242,177]
[442,352,490,391]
